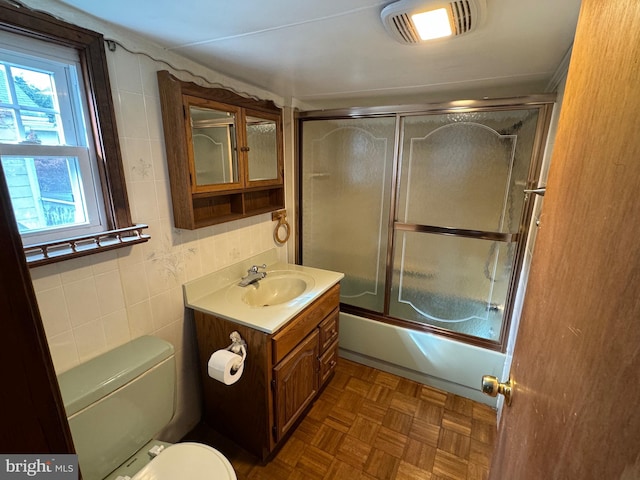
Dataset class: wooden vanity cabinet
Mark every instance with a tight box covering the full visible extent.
[157,70,284,229]
[193,284,340,460]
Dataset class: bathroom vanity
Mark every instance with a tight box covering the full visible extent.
[184,252,343,460]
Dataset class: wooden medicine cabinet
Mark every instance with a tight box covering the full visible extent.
[157,71,284,229]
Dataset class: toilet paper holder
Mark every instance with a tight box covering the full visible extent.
[226,331,247,370]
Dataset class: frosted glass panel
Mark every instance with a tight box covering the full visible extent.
[246,115,278,181]
[398,109,540,233]
[389,231,515,341]
[301,117,396,312]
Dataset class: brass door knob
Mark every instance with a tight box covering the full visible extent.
[481,375,513,406]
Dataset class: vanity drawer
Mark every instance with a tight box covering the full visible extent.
[272,283,340,364]
[319,309,339,352]
[319,340,339,386]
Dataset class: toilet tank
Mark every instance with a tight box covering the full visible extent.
[58,336,176,480]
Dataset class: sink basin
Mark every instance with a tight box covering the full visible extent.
[185,255,345,333]
[228,271,316,307]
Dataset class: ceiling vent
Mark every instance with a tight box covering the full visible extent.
[381,0,486,45]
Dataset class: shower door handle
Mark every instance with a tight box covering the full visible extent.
[524,187,546,196]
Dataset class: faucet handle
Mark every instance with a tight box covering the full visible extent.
[248,264,267,273]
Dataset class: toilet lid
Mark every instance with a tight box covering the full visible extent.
[132,442,236,480]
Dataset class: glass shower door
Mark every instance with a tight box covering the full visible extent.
[299,103,551,348]
[389,109,541,341]
[301,117,396,312]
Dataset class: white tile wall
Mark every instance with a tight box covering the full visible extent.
[29,42,288,441]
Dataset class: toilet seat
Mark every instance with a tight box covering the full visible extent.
[131,442,236,480]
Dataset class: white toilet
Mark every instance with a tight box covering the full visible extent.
[57,336,236,480]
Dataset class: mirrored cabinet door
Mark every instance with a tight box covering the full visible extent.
[158,70,284,229]
[245,109,283,186]
[184,95,243,192]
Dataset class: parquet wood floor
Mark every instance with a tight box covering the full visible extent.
[186,358,496,480]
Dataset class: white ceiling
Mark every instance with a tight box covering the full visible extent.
[56,0,582,107]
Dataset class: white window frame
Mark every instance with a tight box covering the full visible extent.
[0,30,108,244]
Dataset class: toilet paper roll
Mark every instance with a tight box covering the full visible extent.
[207,349,244,385]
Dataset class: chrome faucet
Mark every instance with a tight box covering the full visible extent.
[238,264,267,287]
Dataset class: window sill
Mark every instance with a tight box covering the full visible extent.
[24,224,150,267]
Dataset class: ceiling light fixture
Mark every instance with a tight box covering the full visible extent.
[381,0,486,45]
[411,8,452,40]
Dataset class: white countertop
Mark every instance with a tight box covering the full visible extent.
[183,251,343,334]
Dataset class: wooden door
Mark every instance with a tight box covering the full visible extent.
[0,167,75,453]
[489,0,640,478]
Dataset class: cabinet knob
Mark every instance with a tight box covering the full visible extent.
[240,146,250,152]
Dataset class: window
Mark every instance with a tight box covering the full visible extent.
[0,2,148,266]
[0,30,105,243]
